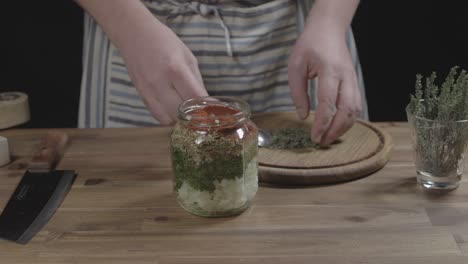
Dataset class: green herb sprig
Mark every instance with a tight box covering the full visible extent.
[410,66,468,121]
[408,66,468,179]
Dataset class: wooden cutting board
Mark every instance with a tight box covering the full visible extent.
[251,112,393,185]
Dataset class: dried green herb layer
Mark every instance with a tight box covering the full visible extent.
[171,127,257,193]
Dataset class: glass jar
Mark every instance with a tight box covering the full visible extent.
[171,96,259,217]
[407,105,468,190]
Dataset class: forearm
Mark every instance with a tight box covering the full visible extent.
[74,0,164,51]
[306,0,360,33]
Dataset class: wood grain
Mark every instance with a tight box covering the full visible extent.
[0,124,468,263]
[252,112,393,185]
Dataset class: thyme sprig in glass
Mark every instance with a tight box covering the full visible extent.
[410,66,468,121]
[407,66,468,182]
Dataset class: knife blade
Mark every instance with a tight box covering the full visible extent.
[0,131,76,244]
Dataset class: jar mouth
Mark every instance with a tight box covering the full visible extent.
[178,96,251,127]
[406,103,468,124]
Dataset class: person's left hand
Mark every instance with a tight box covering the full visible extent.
[288,17,361,146]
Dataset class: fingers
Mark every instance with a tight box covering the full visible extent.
[191,59,206,94]
[288,55,311,120]
[311,73,340,144]
[143,93,174,125]
[173,58,208,100]
[319,72,360,145]
[138,78,182,125]
[174,73,208,101]
[144,64,206,125]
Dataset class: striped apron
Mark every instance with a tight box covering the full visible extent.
[78,0,368,128]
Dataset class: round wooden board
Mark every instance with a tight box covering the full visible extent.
[251,112,393,185]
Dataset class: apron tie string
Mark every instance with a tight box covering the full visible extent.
[166,0,233,56]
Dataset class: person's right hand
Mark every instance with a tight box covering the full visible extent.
[118,22,207,125]
[75,0,207,124]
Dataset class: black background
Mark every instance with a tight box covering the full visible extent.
[4,1,468,128]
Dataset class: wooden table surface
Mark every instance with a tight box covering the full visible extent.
[1,123,468,264]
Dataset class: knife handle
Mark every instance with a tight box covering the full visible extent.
[28,131,69,172]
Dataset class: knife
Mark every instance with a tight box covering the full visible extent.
[0,131,76,244]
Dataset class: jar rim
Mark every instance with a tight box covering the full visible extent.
[177,96,252,127]
[406,104,468,124]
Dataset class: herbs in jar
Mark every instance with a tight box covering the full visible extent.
[171,97,258,217]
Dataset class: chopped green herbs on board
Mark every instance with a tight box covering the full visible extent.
[268,127,320,149]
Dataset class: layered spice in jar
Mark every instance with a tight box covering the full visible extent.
[171,97,258,217]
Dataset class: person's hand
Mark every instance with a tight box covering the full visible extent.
[288,18,361,146]
[119,23,208,125]
[75,0,208,125]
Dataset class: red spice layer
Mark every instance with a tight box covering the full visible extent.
[188,105,241,127]
[186,105,257,141]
